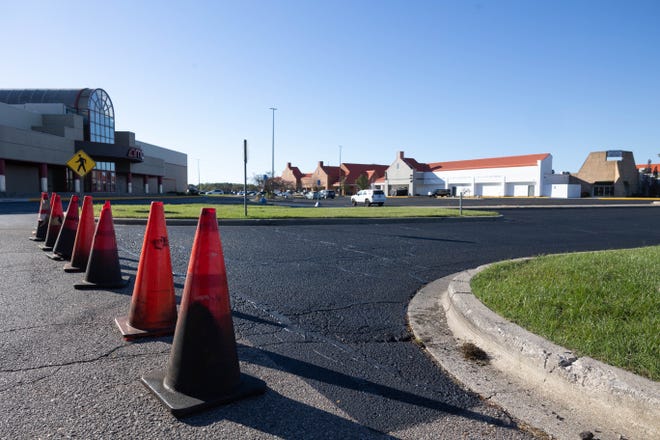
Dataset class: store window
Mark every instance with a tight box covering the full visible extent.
[86,161,116,192]
[593,182,614,197]
[65,168,76,192]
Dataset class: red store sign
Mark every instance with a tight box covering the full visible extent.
[127,147,144,161]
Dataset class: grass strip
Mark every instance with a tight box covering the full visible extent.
[471,246,660,381]
[96,203,497,219]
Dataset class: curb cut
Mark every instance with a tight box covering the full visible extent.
[408,268,660,440]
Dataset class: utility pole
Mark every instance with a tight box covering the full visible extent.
[338,145,342,196]
[269,107,277,180]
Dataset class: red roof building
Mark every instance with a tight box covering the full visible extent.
[636,163,660,174]
[384,151,555,197]
[301,161,341,190]
[339,163,388,194]
[281,162,304,189]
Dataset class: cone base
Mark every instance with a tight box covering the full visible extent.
[63,264,84,273]
[115,316,176,340]
[74,276,130,290]
[141,370,266,418]
[47,253,66,261]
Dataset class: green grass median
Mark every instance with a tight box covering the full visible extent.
[100,203,497,219]
[471,246,660,381]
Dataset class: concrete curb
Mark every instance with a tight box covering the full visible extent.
[114,215,503,227]
[408,266,660,440]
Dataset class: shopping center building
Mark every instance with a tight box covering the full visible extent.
[381,151,571,197]
[0,88,187,196]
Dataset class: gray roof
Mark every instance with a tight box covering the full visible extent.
[0,89,86,108]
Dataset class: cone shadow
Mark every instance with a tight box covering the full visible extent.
[181,388,398,439]
[73,276,130,291]
[244,345,521,432]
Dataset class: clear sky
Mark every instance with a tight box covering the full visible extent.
[3,0,659,184]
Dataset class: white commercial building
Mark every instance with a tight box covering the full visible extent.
[383,151,580,198]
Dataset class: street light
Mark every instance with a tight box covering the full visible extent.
[338,145,342,195]
[269,107,277,180]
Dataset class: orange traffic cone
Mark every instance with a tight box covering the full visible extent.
[64,196,95,273]
[74,201,129,290]
[141,207,266,417]
[41,194,63,251]
[30,192,50,241]
[49,195,80,261]
[115,201,177,339]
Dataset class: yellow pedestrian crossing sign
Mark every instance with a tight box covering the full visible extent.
[67,150,96,177]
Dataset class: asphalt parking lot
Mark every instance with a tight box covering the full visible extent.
[1,199,659,439]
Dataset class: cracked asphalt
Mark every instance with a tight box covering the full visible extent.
[1,204,658,439]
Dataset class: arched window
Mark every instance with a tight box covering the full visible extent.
[85,89,115,144]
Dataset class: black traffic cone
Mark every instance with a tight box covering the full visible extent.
[64,195,94,272]
[74,201,129,290]
[49,195,80,261]
[30,192,50,241]
[41,194,63,251]
[141,207,266,417]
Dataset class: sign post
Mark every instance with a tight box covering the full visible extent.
[243,140,248,217]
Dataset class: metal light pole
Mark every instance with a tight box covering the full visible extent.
[338,145,342,195]
[269,107,277,180]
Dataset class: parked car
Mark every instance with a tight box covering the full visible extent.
[428,188,451,197]
[319,189,335,199]
[186,184,201,195]
[305,191,320,199]
[351,189,386,206]
[207,189,224,195]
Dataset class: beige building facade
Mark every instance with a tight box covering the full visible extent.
[573,151,639,197]
[0,88,187,196]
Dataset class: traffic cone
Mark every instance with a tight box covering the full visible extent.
[64,196,95,273]
[141,207,266,417]
[30,192,50,241]
[49,195,80,261]
[74,201,129,290]
[41,194,63,251]
[115,201,177,339]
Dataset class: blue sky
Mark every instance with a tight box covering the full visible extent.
[3,0,659,184]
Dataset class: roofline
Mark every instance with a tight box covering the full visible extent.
[428,153,551,172]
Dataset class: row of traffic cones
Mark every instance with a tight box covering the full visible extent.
[30,193,125,287]
[29,195,266,417]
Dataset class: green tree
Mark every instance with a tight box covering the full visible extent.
[253,173,293,197]
[355,173,370,190]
